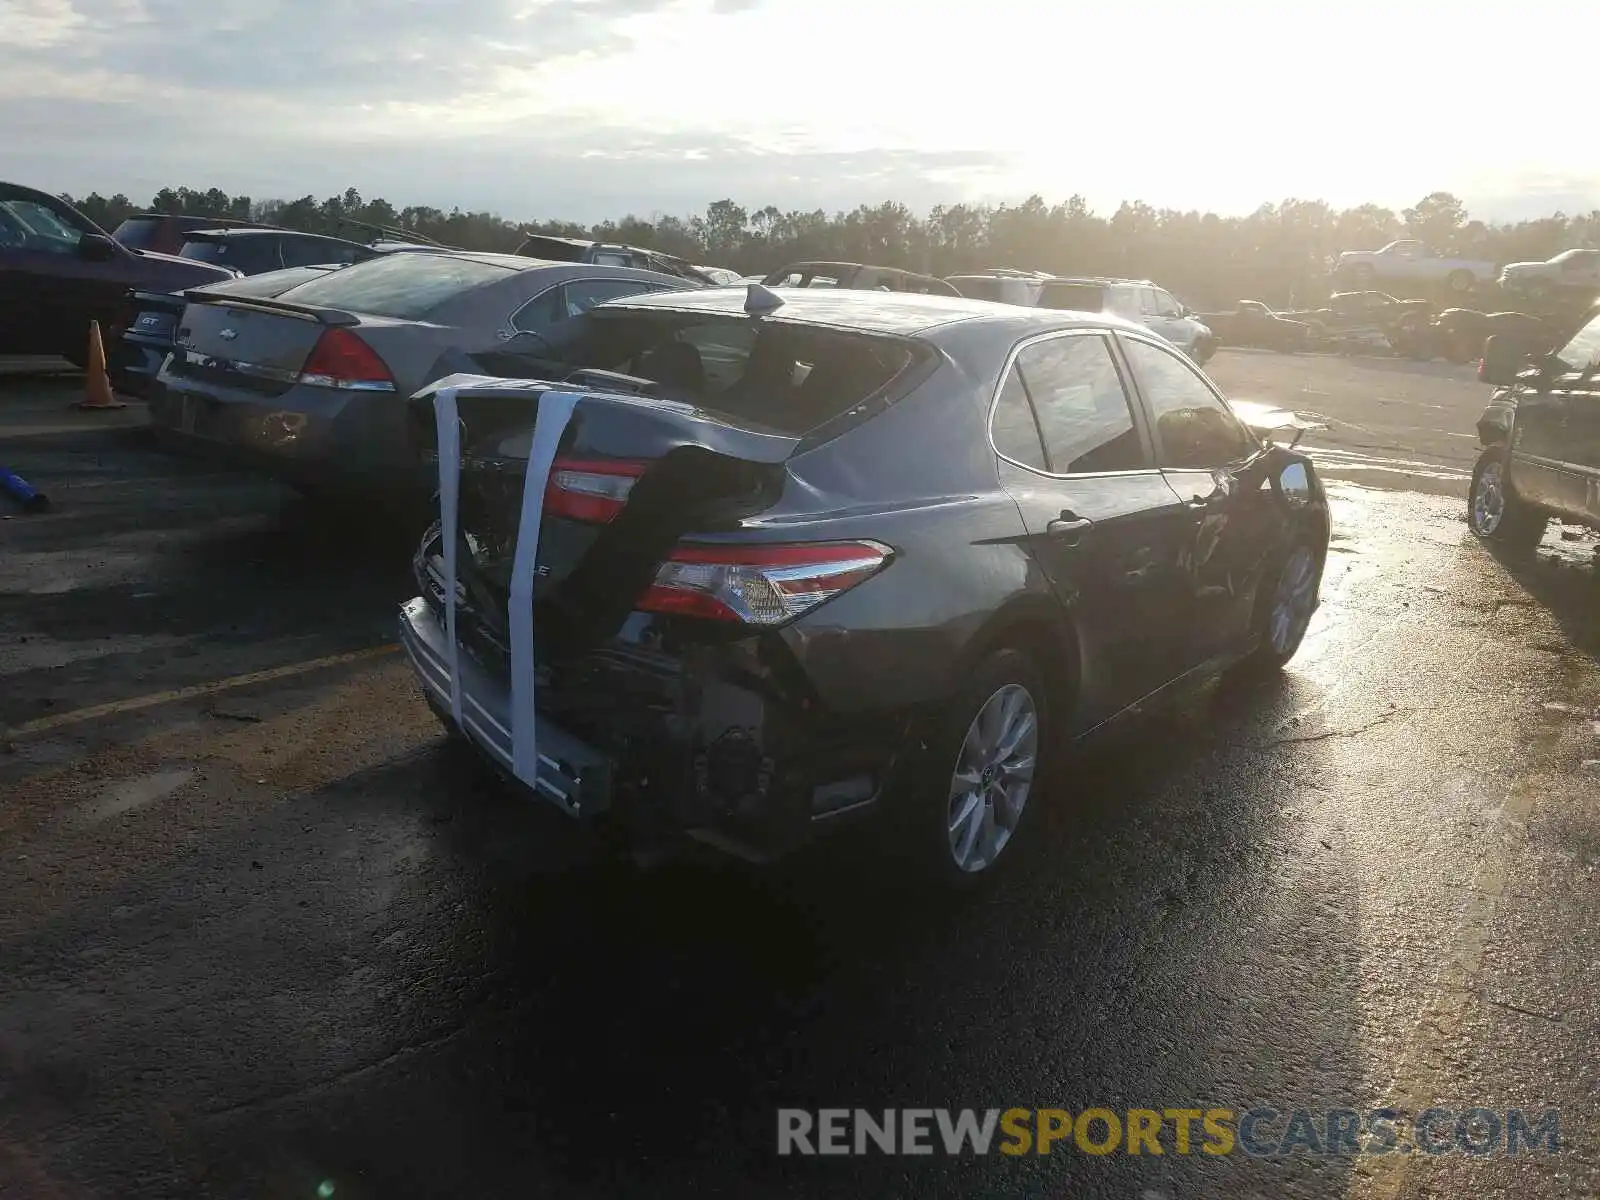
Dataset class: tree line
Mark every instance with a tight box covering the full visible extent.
[64,185,1600,308]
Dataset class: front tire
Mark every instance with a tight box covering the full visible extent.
[1469,446,1547,550]
[1236,540,1323,677]
[1447,269,1475,294]
[903,648,1048,889]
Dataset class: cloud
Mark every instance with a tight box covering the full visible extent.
[2,0,677,103]
[2,0,1595,226]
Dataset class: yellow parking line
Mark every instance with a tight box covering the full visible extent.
[5,644,400,739]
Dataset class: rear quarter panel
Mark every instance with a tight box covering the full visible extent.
[765,355,1040,715]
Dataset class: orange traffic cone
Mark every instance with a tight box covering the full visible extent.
[77,321,127,411]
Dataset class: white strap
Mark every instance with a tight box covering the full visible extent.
[432,387,463,726]
[507,390,580,785]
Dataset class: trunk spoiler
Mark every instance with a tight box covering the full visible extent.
[178,290,361,327]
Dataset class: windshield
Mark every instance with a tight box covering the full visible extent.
[1037,283,1106,312]
[1554,310,1600,372]
[112,217,172,251]
[275,252,513,319]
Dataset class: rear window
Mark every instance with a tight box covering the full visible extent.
[1038,283,1106,312]
[180,238,280,275]
[575,313,921,436]
[275,253,513,319]
[111,217,170,251]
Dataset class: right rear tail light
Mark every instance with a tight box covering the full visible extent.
[637,541,892,625]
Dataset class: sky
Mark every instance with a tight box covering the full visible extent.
[2,0,1594,226]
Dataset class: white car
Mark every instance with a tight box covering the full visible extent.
[696,265,743,285]
[1336,239,1498,293]
[1497,248,1600,298]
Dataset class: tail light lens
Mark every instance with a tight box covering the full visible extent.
[108,299,141,340]
[299,328,395,392]
[638,541,892,625]
[544,457,647,523]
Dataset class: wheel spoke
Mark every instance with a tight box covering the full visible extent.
[993,711,1036,763]
[954,795,984,864]
[948,790,980,834]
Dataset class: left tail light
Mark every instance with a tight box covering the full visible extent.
[298,327,395,392]
[543,457,648,523]
[637,541,892,625]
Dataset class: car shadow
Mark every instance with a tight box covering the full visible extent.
[1479,531,1600,662]
[20,665,1362,1200]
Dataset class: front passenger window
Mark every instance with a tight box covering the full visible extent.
[1122,337,1257,469]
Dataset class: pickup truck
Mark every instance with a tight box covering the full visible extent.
[1194,301,1313,352]
[1336,240,1498,294]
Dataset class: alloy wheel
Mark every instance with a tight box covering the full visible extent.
[946,683,1038,873]
[1269,547,1318,657]
[1472,459,1506,535]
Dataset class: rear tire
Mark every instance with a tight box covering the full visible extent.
[898,648,1050,890]
[1468,446,1547,551]
[1447,269,1475,294]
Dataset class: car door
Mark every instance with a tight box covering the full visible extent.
[989,330,1197,731]
[1515,309,1600,520]
[1118,332,1277,669]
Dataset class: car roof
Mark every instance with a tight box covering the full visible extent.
[1043,275,1148,287]
[599,286,1150,338]
[186,228,365,247]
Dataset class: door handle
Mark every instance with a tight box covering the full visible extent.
[1047,514,1094,542]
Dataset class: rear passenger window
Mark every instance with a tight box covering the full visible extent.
[1014,335,1147,474]
[991,365,1046,470]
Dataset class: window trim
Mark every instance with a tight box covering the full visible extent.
[1114,330,1262,469]
[985,326,1160,480]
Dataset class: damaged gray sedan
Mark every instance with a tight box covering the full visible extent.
[401,287,1331,884]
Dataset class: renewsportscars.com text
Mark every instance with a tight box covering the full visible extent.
[777,1107,1561,1158]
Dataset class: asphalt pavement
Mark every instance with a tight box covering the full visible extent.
[1,354,1597,1199]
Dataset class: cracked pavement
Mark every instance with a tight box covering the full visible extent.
[1,352,1598,1199]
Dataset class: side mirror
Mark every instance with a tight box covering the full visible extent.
[1479,334,1528,386]
[77,233,119,262]
[1276,461,1313,507]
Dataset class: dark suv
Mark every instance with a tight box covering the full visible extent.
[0,182,233,364]
[1468,305,1600,548]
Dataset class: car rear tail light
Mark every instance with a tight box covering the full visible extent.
[108,299,141,340]
[543,457,648,523]
[298,327,395,392]
[637,541,892,625]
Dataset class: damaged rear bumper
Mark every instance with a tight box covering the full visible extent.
[399,597,613,817]
[399,594,909,860]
